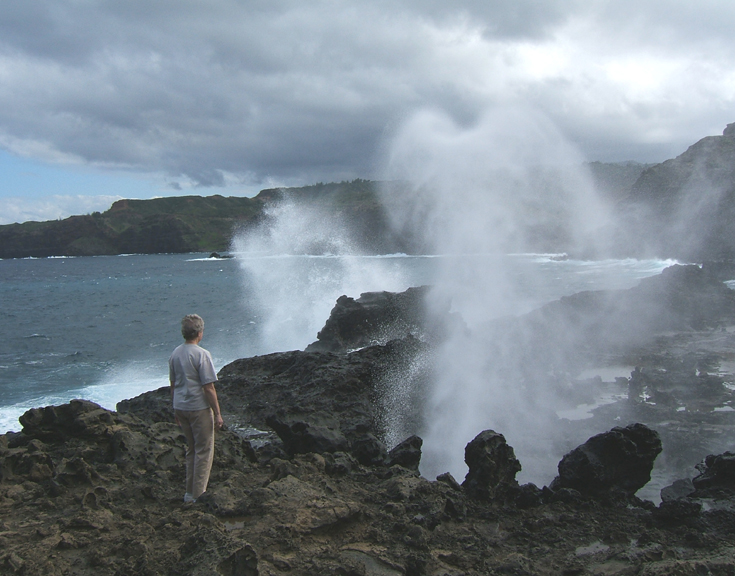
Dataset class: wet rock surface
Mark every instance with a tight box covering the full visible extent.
[551,423,662,496]
[5,265,735,574]
[5,397,735,575]
[461,430,521,501]
[304,286,438,353]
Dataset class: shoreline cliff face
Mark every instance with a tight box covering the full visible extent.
[0,195,264,259]
[4,266,735,574]
[0,180,400,259]
[615,123,735,261]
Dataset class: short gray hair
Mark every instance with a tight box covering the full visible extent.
[181,314,204,340]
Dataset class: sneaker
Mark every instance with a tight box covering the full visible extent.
[183,492,196,503]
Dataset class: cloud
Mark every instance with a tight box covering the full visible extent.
[0,195,122,225]
[0,1,733,190]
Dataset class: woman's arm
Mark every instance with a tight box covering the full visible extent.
[170,379,180,426]
[202,382,224,429]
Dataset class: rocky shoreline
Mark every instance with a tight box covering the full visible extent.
[4,265,735,574]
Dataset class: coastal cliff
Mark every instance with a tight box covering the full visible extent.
[0,180,397,259]
[0,195,263,258]
[616,123,735,261]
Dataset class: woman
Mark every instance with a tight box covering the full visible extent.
[169,314,224,503]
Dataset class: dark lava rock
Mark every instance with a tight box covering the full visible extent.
[117,385,173,423]
[305,286,436,353]
[514,483,545,509]
[692,451,735,490]
[350,432,388,466]
[265,415,349,456]
[324,451,358,476]
[661,478,696,502]
[654,498,702,522]
[215,338,431,450]
[19,399,118,440]
[388,435,423,471]
[436,472,462,491]
[461,429,521,500]
[551,423,662,496]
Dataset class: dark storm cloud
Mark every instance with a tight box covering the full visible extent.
[0,0,733,190]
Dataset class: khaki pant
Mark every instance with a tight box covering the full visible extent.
[175,407,215,498]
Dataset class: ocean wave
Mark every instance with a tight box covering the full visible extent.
[0,371,169,434]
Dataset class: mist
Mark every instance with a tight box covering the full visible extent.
[230,197,415,354]
[228,105,622,487]
[379,106,613,484]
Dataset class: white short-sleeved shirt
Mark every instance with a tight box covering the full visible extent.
[169,343,218,411]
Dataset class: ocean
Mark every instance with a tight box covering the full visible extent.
[0,252,677,435]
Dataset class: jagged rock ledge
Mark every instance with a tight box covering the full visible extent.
[3,397,735,574]
[4,264,735,573]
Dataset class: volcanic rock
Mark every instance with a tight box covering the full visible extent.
[6,271,735,573]
[461,429,521,500]
[305,285,443,353]
[387,435,423,471]
[551,423,662,496]
[349,432,389,466]
[2,398,735,574]
[692,451,735,491]
[265,415,349,456]
[660,478,696,502]
[18,399,118,440]
[117,386,174,423]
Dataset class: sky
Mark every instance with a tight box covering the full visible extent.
[0,0,734,224]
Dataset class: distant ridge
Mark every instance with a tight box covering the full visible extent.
[0,180,396,258]
[2,127,735,261]
[0,194,262,258]
[616,123,735,261]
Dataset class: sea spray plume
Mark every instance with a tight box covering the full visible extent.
[380,107,608,256]
[373,338,434,451]
[230,192,411,353]
[379,106,612,483]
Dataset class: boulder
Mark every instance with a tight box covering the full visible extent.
[305,286,434,353]
[19,399,117,440]
[691,451,735,490]
[265,415,349,456]
[388,435,423,471]
[660,478,695,502]
[462,430,521,500]
[350,433,388,466]
[117,386,173,423]
[551,423,662,496]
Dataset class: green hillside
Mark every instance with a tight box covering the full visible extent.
[0,180,395,258]
[4,139,735,261]
[0,194,263,258]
